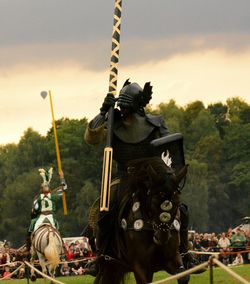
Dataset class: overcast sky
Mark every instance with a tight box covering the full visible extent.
[0,0,250,144]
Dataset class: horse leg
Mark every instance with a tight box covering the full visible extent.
[94,261,126,284]
[49,264,56,277]
[38,253,48,282]
[166,253,190,284]
[48,264,56,284]
[30,248,37,282]
[133,264,153,284]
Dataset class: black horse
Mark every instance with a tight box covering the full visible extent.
[92,157,189,284]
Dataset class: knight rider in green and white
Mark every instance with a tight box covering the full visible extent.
[21,167,67,256]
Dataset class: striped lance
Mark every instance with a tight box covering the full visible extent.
[100,0,122,212]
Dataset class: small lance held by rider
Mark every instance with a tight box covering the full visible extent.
[41,90,68,215]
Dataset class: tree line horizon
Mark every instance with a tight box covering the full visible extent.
[0,96,249,246]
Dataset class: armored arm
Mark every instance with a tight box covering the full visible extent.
[84,94,116,145]
[84,114,106,145]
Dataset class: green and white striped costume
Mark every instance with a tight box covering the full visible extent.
[29,191,61,232]
[28,167,67,233]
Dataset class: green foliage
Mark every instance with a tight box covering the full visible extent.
[184,109,218,153]
[181,160,209,232]
[207,102,229,138]
[183,100,205,128]
[227,97,249,123]
[157,99,185,133]
[74,180,99,229]
[193,134,223,172]
[0,170,40,242]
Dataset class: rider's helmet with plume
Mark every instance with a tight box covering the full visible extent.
[38,168,53,194]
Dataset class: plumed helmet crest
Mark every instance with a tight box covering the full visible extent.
[39,167,53,186]
[117,79,153,115]
[138,82,153,107]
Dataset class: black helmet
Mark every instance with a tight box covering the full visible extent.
[117,79,153,116]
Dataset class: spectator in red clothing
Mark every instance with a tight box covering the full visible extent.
[2,266,11,280]
[65,244,75,261]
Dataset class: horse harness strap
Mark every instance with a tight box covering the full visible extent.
[32,225,64,255]
[35,225,49,253]
[98,254,131,270]
[121,189,181,233]
[40,211,53,215]
[153,208,181,233]
[121,191,153,232]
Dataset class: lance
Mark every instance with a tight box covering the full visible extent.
[41,90,68,215]
[100,0,122,212]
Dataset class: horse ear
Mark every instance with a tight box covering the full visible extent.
[175,165,188,185]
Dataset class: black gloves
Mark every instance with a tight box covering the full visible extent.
[100,93,116,116]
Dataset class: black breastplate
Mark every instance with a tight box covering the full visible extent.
[113,129,159,173]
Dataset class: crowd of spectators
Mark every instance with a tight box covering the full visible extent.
[0,236,95,279]
[0,242,26,280]
[56,236,95,277]
[189,227,250,266]
[0,226,249,279]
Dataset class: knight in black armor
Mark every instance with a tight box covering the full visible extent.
[84,79,200,274]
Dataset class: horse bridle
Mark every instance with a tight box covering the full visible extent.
[147,187,181,245]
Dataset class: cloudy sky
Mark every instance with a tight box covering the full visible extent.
[0,0,250,144]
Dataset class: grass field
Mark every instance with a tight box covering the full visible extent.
[1,264,249,284]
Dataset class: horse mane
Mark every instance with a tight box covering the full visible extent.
[126,157,175,192]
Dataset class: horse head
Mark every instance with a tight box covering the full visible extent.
[100,157,190,284]
[133,158,188,246]
[125,158,188,246]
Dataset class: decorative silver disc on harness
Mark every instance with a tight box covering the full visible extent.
[121,218,127,230]
[133,219,144,231]
[173,219,180,231]
[159,212,171,223]
[132,201,140,212]
[160,200,173,211]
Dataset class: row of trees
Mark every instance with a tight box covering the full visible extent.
[0,97,249,246]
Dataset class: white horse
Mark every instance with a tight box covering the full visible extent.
[30,224,64,282]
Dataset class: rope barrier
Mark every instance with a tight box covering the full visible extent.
[213,258,250,284]
[58,256,95,265]
[24,261,65,284]
[190,248,250,254]
[150,261,209,284]
[0,263,25,281]
[0,261,22,268]
[189,250,220,255]
[218,249,250,255]
[150,254,250,284]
